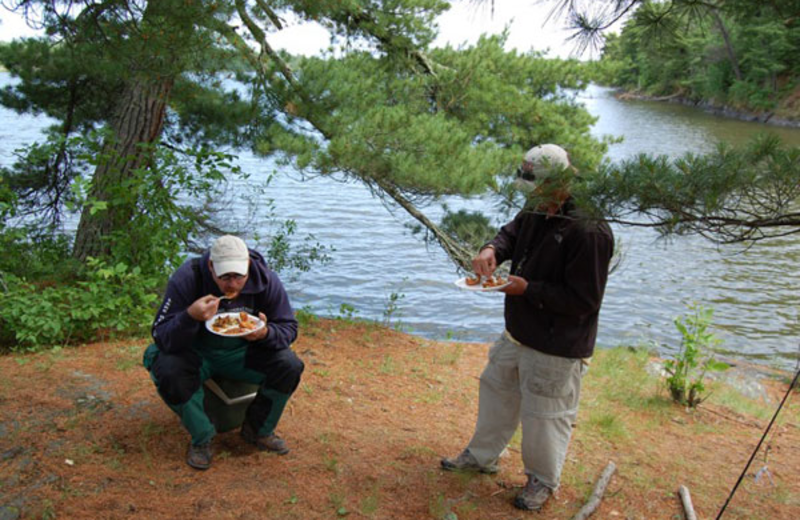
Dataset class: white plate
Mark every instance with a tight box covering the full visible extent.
[454,277,511,292]
[205,312,265,337]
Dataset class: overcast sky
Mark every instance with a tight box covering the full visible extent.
[0,1,599,59]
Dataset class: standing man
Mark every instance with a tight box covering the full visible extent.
[143,235,304,470]
[441,144,614,511]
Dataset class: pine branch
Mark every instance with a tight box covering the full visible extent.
[225,2,474,270]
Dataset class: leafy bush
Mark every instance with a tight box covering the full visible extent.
[664,303,729,407]
[439,208,497,251]
[0,132,331,352]
[0,258,160,351]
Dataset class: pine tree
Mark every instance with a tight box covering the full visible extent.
[1,0,606,270]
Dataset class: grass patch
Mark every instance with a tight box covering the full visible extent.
[139,421,165,468]
[586,411,628,440]
[400,444,437,459]
[586,346,661,410]
[323,453,340,474]
[707,383,777,422]
[114,345,143,371]
[359,489,380,516]
[329,490,348,516]
[380,355,397,375]
[435,344,464,365]
[415,389,443,404]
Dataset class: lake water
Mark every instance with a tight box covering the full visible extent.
[2,74,799,368]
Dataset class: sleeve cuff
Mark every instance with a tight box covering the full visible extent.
[254,325,279,350]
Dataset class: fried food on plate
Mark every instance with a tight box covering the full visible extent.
[482,276,506,288]
[211,312,259,335]
[465,276,482,286]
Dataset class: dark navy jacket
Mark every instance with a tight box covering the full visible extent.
[151,249,298,355]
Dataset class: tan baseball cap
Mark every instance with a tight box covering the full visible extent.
[210,235,249,276]
[515,144,572,189]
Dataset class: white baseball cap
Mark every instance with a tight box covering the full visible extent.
[516,144,572,189]
[210,235,249,276]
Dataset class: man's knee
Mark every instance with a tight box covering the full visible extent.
[253,349,304,394]
[283,350,305,377]
[151,354,202,405]
[276,350,304,393]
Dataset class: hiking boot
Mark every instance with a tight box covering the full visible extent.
[440,449,498,474]
[186,442,212,470]
[513,475,553,511]
[241,422,290,455]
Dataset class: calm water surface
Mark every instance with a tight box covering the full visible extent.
[2,76,799,368]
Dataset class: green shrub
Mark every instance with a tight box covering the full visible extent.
[664,303,729,407]
[0,133,330,352]
[0,258,159,351]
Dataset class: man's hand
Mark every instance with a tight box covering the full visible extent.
[187,294,221,321]
[500,275,528,296]
[472,247,497,278]
[245,312,269,342]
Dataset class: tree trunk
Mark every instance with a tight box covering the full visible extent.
[73,76,173,261]
[711,9,743,82]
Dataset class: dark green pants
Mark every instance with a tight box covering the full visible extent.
[143,335,304,446]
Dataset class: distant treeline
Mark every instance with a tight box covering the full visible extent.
[586,0,800,118]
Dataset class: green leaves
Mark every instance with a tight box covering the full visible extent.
[0,258,160,351]
[572,135,800,244]
[595,0,800,113]
[664,302,727,408]
[269,35,604,200]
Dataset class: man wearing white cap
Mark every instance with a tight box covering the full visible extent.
[441,145,614,511]
[143,235,304,470]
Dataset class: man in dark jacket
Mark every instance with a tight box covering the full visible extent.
[143,235,304,470]
[441,144,614,511]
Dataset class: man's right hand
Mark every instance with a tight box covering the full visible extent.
[472,246,497,277]
[187,294,221,322]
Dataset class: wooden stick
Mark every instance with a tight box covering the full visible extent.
[570,461,617,520]
[679,485,698,520]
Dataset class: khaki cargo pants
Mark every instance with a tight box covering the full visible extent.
[467,331,586,490]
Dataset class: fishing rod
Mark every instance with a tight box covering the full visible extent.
[715,343,800,520]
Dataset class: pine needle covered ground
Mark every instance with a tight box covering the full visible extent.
[1,318,798,519]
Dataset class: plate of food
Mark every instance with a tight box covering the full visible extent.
[454,275,511,292]
[206,311,264,337]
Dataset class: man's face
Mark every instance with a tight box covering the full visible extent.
[515,161,571,213]
[209,260,249,296]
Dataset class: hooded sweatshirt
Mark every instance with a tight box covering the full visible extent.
[151,249,298,355]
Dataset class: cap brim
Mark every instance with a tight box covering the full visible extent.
[214,260,249,276]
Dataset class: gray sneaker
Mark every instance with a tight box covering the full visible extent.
[513,476,553,511]
[440,449,498,474]
[241,422,290,455]
[186,442,212,470]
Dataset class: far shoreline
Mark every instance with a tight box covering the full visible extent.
[612,88,800,129]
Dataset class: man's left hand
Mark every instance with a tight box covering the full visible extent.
[500,275,528,296]
[245,312,269,342]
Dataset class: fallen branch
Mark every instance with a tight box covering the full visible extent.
[570,461,617,520]
[679,485,698,520]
